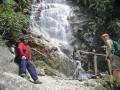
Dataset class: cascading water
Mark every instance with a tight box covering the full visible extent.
[30,0,91,79]
[31,0,74,55]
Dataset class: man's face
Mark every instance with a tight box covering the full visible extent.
[104,36,109,40]
[102,35,109,41]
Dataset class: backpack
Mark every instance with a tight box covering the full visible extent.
[112,40,120,56]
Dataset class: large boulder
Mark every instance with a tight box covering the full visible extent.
[0,47,19,74]
[27,31,76,76]
[0,72,107,90]
[0,72,39,90]
[0,47,107,90]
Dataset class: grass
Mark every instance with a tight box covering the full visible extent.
[97,75,117,90]
[33,60,61,76]
[33,60,49,68]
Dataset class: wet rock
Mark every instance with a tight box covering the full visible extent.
[26,31,76,76]
[58,57,76,76]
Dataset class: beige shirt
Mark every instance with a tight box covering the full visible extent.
[105,39,113,55]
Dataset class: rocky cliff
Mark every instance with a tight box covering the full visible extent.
[0,46,107,90]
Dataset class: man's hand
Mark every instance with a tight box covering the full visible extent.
[22,56,26,60]
[29,60,32,63]
[105,54,108,61]
[101,45,107,49]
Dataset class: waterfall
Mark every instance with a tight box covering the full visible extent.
[73,60,92,80]
[30,0,91,79]
[30,0,74,55]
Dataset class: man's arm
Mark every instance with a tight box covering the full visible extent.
[106,40,113,54]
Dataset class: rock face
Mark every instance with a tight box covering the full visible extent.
[27,32,76,76]
[28,0,92,77]
[0,47,19,74]
[0,72,106,90]
[0,46,106,90]
[0,47,40,90]
[0,72,39,90]
[57,57,76,76]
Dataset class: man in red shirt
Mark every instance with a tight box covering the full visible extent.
[17,36,41,84]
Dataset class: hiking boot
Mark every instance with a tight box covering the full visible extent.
[21,73,26,78]
[34,79,42,84]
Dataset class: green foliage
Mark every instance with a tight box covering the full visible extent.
[34,58,59,69]
[33,60,60,76]
[34,60,48,68]
[0,35,7,46]
[0,0,30,44]
[44,59,58,68]
[97,75,117,90]
[1,0,16,11]
[33,60,56,72]
[0,0,31,12]
[0,11,27,41]
[107,20,120,39]
[14,0,31,12]
[74,0,120,40]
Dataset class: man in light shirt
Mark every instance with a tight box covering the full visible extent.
[101,33,120,87]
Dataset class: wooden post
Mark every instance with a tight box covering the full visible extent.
[93,49,98,75]
[78,50,107,75]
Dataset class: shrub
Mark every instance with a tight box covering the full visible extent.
[73,0,120,40]
[0,11,27,41]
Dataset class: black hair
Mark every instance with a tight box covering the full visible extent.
[20,38,25,42]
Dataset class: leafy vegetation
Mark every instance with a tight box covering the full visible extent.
[74,0,120,40]
[0,35,7,46]
[0,0,30,45]
[73,0,120,87]
[97,75,117,90]
[34,60,49,68]
[0,11,27,40]
[14,0,31,12]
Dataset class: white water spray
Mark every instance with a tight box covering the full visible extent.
[31,0,74,54]
[30,0,90,79]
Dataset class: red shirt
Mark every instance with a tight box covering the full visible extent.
[17,42,32,61]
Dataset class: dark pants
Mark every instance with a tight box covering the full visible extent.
[20,59,38,81]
